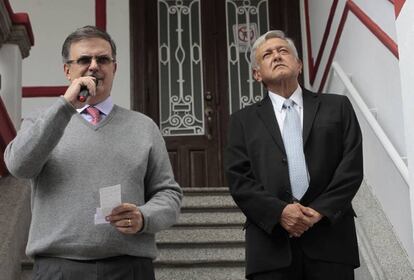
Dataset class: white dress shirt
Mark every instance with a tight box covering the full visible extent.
[268,86,310,184]
[268,85,304,134]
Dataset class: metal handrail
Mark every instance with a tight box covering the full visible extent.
[330,61,410,185]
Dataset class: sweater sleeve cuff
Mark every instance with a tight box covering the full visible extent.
[138,206,149,233]
[58,96,77,116]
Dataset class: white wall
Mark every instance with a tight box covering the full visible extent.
[303,0,404,156]
[327,65,414,266]
[0,44,22,129]
[300,0,414,266]
[335,13,404,156]
[307,0,332,61]
[107,0,130,110]
[9,0,131,117]
[353,0,397,41]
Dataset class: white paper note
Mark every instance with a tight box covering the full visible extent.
[94,185,122,225]
[99,184,122,217]
[94,208,109,224]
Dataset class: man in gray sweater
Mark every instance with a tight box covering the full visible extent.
[4,26,182,279]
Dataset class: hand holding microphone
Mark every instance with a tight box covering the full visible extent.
[63,75,99,108]
[78,75,99,102]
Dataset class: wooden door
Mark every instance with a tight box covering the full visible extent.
[130,0,302,188]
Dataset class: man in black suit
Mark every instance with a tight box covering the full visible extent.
[225,30,363,280]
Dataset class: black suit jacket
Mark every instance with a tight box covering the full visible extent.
[225,89,363,277]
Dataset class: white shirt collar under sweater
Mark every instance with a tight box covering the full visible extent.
[77,95,114,122]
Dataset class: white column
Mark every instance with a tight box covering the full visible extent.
[0,44,22,130]
[396,2,414,249]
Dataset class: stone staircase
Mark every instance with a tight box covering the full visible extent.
[20,187,247,280]
[0,176,31,280]
[13,182,414,280]
[155,187,245,280]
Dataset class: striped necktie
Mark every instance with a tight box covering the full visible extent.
[85,106,101,125]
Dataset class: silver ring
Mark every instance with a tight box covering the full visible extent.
[127,219,132,227]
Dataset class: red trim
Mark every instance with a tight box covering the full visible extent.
[95,0,107,31]
[309,0,399,91]
[0,98,17,176]
[4,0,35,45]
[394,0,405,18]
[318,5,349,92]
[348,1,398,58]
[303,0,314,82]
[0,150,8,176]
[22,86,67,98]
[307,0,338,85]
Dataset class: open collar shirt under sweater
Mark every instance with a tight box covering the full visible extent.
[4,96,183,260]
[77,95,114,123]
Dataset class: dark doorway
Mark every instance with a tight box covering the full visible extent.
[130,0,302,188]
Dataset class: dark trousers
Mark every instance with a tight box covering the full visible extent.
[32,255,155,280]
[249,239,355,280]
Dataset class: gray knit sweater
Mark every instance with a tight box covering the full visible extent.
[4,97,182,260]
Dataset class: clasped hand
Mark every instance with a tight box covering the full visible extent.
[280,203,323,238]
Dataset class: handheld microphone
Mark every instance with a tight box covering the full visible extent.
[77,76,98,102]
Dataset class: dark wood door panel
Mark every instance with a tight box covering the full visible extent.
[130,0,302,188]
[167,149,180,184]
[166,136,220,188]
[189,149,208,188]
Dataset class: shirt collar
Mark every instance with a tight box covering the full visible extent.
[268,85,303,112]
[77,95,114,116]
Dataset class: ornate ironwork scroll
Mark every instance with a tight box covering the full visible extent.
[158,0,204,136]
[226,0,269,113]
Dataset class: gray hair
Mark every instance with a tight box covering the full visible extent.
[250,30,299,69]
[61,25,117,63]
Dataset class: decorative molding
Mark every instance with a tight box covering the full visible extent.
[8,25,31,58]
[0,0,34,58]
[0,0,13,47]
[0,1,33,174]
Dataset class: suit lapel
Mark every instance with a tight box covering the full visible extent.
[256,96,286,154]
[302,89,320,146]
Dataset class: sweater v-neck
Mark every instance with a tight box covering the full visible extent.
[76,105,118,130]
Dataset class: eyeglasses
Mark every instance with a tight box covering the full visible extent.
[66,55,116,66]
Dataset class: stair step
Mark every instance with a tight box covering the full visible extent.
[20,246,247,275]
[155,246,245,264]
[21,269,32,280]
[155,266,245,280]
[21,262,246,280]
[157,227,245,244]
[182,187,230,195]
[20,257,33,280]
[176,211,245,227]
[181,195,237,209]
